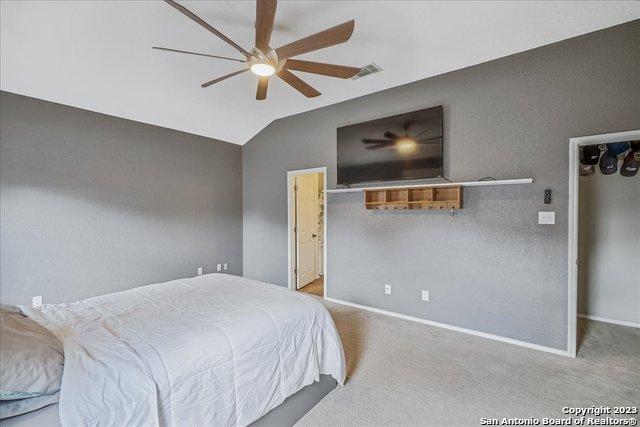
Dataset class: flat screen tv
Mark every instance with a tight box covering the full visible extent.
[337,105,443,186]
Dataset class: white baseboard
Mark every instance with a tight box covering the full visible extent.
[324,297,571,358]
[578,313,640,329]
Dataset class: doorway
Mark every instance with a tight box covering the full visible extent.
[287,167,327,297]
[567,129,640,357]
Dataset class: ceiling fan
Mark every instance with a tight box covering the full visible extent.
[154,0,362,100]
[362,122,442,152]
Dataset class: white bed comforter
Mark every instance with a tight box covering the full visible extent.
[21,274,346,427]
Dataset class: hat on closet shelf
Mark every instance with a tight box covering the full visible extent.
[579,164,595,176]
[580,145,600,165]
[607,141,630,157]
[630,141,640,160]
[620,150,639,177]
[599,149,618,175]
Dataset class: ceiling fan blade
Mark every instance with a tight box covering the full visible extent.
[275,20,355,60]
[416,137,442,144]
[414,128,442,138]
[163,0,251,57]
[283,59,360,79]
[362,139,394,144]
[365,143,393,150]
[201,69,248,88]
[255,0,277,52]
[383,131,401,140]
[277,69,320,98]
[152,47,246,63]
[256,77,269,100]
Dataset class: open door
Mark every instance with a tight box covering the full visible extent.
[295,174,318,289]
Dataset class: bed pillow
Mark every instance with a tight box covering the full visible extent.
[0,305,63,401]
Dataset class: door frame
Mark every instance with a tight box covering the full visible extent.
[287,167,327,298]
[567,129,639,358]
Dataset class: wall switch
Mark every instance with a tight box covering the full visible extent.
[384,284,391,295]
[538,211,555,225]
[217,264,222,272]
[223,263,228,271]
[421,290,430,302]
[544,189,552,204]
[197,267,203,276]
[32,296,42,308]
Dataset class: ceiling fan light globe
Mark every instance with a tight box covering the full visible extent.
[396,137,417,153]
[251,63,276,77]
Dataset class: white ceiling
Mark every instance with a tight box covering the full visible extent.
[1,1,638,145]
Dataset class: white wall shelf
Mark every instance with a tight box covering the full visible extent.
[325,178,533,194]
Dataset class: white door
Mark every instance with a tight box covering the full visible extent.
[295,174,318,289]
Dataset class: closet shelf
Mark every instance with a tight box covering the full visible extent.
[325,178,533,194]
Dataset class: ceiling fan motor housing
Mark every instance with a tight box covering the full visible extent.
[250,47,282,71]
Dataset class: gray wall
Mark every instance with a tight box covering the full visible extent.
[1,92,242,305]
[243,21,640,350]
[578,168,640,324]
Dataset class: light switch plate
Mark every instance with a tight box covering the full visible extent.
[538,211,555,225]
[197,267,203,276]
[422,290,430,302]
[223,263,228,271]
[217,264,222,272]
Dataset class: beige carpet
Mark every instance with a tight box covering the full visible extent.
[297,299,640,426]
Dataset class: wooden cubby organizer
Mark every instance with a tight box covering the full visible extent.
[364,186,463,210]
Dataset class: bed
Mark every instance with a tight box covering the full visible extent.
[2,274,345,426]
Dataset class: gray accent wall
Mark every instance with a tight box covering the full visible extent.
[1,92,242,305]
[578,170,640,324]
[243,21,640,350]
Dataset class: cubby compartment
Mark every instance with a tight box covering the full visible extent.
[408,188,433,210]
[385,189,408,210]
[409,188,433,202]
[364,190,386,209]
[434,187,460,202]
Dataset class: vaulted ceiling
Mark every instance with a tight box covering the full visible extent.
[1,1,638,144]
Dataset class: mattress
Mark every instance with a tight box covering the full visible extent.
[0,403,59,427]
[19,274,345,426]
[0,375,337,427]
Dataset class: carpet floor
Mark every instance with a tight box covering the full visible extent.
[297,299,640,426]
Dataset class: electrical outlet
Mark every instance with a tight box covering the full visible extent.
[384,284,391,295]
[217,264,222,272]
[223,263,228,271]
[32,296,42,308]
[421,290,430,302]
[197,267,203,276]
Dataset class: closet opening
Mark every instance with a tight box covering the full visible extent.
[568,130,639,357]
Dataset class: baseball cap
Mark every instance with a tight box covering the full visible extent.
[599,150,618,175]
[580,146,600,165]
[620,150,639,177]
[579,164,595,176]
[607,141,630,157]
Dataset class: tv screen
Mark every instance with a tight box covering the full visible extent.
[337,106,443,186]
